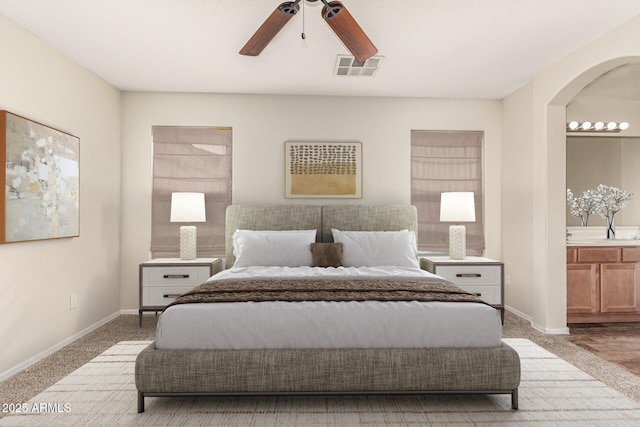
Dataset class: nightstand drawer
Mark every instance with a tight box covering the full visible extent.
[138,258,222,327]
[455,284,501,305]
[143,266,211,286]
[435,265,500,285]
[143,286,191,306]
[420,256,504,323]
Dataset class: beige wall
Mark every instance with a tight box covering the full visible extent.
[0,16,122,378]
[501,82,534,320]
[502,14,640,332]
[120,93,503,310]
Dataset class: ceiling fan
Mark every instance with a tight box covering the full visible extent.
[239,0,378,62]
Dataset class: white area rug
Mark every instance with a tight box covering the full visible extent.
[1,338,639,426]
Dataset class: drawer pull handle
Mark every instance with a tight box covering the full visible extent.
[163,294,182,298]
[474,293,482,297]
[163,274,190,279]
[456,273,481,278]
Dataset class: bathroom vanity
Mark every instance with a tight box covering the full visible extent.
[567,226,640,323]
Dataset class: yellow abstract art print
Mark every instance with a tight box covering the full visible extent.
[285,141,362,198]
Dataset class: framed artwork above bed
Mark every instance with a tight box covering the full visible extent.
[0,110,80,243]
[285,141,362,198]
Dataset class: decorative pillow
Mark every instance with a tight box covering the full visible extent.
[232,229,317,267]
[310,243,343,267]
[331,229,419,268]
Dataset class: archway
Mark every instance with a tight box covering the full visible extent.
[544,57,640,331]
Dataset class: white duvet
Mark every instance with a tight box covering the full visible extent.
[155,266,503,350]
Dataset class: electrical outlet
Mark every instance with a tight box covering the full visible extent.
[70,294,78,309]
[505,275,511,286]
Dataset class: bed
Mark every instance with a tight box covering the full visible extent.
[135,204,521,412]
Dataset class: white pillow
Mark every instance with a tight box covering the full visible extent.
[232,229,317,267]
[331,229,419,268]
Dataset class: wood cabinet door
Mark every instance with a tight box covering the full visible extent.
[567,263,599,314]
[600,263,639,313]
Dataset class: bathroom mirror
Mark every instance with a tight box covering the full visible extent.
[566,136,640,226]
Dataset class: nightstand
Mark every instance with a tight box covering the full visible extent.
[138,258,222,326]
[420,256,505,323]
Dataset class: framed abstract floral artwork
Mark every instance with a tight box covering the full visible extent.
[1,111,80,243]
[285,141,362,198]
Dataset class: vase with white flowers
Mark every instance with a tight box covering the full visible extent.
[595,184,634,239]
[566,188,601,227]
[567,185,634,238]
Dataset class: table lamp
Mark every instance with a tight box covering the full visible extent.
[170,192,206,260]
[440,192,475,260]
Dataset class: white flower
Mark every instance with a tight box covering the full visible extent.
[567,185,633,226]
[595,184,634,219]
[567,188,601,225]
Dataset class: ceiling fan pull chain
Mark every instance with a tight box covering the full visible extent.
[301,0,306,39]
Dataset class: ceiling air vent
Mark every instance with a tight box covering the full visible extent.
[334,55,383,77]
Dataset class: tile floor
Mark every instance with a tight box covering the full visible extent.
[567,322,640,376]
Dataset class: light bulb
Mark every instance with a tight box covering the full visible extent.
[619,122,629,130]
[607,122,617,130]
[594,121,605,130]
[581,121,592,130]
[568,121,579,130]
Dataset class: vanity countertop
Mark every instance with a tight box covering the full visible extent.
[567,239,640,247]
[566,226,640,246]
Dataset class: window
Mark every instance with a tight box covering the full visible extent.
[151,126,232,258]
[411,130,484,255]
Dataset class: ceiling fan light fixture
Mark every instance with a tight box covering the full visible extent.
[240,0,377,62]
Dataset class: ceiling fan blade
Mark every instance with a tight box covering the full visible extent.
[321,1,377,62]
[239,2,300,56]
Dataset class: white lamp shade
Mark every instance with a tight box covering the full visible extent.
[170,192,206,223]
[440,192,476,222]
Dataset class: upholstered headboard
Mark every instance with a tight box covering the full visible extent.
[225,205,322,267]
[224,204,417,268]
[320,204,417,243]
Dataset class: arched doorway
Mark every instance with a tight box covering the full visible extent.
[546,57,640,331]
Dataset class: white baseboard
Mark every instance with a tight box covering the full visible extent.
[0,311,120,382]
[120,309,139,315]
[505,305,570,335]
[504,305,532,322]
[532,323,570,335]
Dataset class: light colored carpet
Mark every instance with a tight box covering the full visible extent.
[1,339,640,426]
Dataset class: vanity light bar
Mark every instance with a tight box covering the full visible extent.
[567,121,629,132]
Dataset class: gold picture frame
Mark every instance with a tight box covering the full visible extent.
[1,111,80,243]
[285,141,362,198]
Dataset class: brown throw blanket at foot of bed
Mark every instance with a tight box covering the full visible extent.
[165,278,493,307]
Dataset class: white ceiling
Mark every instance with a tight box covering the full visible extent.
[1,0,640,99]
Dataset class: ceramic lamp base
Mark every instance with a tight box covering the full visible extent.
[448,225,466,260]
[179,225,197,260]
